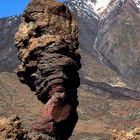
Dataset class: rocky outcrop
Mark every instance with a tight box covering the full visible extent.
[0,115,28,140]
[14,0,81,139]
[112,128,140,140]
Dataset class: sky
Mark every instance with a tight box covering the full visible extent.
[0,0,64,18]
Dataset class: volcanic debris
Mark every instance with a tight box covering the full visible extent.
[0,115,28,140]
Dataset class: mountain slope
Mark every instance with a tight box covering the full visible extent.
[65,0,127,89]
[95,0,140,90]
[0,72,43,127]
[0,16,20,72]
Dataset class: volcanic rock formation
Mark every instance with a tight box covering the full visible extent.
[0,115,28,140]
[112,128,140,140]
[14,0,81,139]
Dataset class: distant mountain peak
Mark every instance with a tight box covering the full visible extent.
[133,0,140,9]
[90,0,112,14]
[66,0,140,19]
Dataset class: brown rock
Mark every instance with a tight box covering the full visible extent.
[14,0,81,139]
[112,128,140,140]
[0,115,28,140]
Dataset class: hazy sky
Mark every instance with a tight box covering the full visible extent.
[0,0,64,18]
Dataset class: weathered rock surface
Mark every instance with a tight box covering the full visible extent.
[14,0,81,139]
[112,128,140,140]
[0,115,28,140]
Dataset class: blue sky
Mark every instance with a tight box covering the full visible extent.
[0,0,64,18]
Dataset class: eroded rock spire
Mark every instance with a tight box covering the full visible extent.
[14,0,81,139]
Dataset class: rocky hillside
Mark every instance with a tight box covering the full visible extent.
[65,0,140,91]
[0,0,140,139]
[0,16,20,72]
[95,0,140,90]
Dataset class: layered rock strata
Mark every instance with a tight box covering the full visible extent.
[14,0,81,139]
